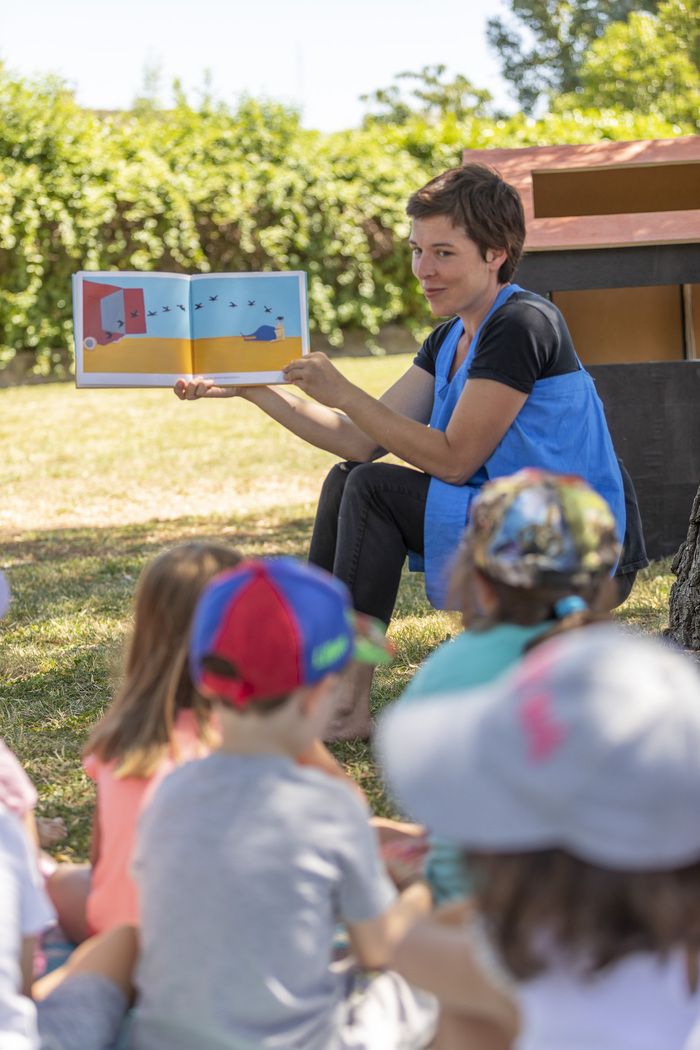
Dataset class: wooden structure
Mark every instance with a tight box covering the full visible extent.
[464,138,700,557]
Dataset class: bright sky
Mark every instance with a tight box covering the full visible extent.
[0,0,515,130]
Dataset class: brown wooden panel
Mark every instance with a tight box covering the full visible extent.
[552,286,684,365]
[533,162,700,217]
[690,284,700,360]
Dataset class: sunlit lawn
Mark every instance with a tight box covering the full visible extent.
[0,356,675,859]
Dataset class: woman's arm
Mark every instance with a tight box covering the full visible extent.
[285,353,527,485]
[174,364,435,464]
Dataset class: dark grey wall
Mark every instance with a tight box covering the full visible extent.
[516,242,700,294]
[588,362,700,560]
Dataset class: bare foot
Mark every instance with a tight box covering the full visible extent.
[36,817,67,848]
[323,715,374,743]
[323,662,374,742]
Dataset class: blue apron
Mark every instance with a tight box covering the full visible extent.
[412,285,626,608]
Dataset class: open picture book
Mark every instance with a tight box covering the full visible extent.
[72,270,309,387]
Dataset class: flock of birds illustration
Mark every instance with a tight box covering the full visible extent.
[104,296,284,339]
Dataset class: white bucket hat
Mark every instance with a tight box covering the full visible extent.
[377,625,700,871]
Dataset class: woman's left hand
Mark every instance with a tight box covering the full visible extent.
[283,352,355,409]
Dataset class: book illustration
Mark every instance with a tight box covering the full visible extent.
[82,282,148,346]
[73,271,308,386]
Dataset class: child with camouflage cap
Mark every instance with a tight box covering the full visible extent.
[399,468,621,906]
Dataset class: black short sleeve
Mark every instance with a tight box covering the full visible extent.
[468,294,579,395]
[412,319,455,377]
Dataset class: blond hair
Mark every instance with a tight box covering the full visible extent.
[85,541,242,777]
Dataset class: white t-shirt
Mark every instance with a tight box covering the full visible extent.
[517,951,700,1050]
[0,804,55,1049]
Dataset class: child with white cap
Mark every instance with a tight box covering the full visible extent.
[130,557,437,1050]
[379,625,700,1050]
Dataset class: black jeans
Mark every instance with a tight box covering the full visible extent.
[309,460,646,623]
[308,462,429,625]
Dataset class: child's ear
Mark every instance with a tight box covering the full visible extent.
[299,675,338,716]
[473,569,499,616]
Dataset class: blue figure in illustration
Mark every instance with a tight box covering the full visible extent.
[242,315,285,342]
[242,324,278,342]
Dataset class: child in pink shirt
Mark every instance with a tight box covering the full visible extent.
[47,540,365,943]
[47,541,243,942]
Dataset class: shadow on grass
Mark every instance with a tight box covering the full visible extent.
[0,506,450,844]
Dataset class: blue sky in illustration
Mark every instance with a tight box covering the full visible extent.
[78,273,305,340]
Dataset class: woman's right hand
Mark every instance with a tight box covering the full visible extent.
[173,376,239,400]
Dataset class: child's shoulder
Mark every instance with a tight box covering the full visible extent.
[147,753,367,823]
[402,622,548,702]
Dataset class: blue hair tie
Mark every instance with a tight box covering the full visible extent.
[553,595,588,619]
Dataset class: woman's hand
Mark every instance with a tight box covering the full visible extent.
[283,352,355,409]
[173,377,240,400]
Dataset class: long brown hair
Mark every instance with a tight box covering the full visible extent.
[468,849,700,980]
[85,541,242,778]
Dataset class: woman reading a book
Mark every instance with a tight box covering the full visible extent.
[175,163,647,740]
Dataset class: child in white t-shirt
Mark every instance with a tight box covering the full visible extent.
[0,800,135,1050]
[0,571,134,1050]
[379,626,700,1050]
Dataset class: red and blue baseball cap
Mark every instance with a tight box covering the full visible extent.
[189,557,393,707]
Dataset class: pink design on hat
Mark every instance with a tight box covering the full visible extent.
[519,689,566,762]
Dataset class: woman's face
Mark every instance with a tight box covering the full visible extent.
[409,214,505,318]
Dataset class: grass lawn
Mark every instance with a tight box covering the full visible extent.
[0,355,674,860]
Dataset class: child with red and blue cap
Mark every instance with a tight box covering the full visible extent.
[130,557,437,1050]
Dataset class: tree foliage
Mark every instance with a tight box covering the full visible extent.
[0,62,692,377]
[361,65,494,125]
[569,0,700,130]
[487,1,659,112]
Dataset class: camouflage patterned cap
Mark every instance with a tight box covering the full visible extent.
[467,469,621,589]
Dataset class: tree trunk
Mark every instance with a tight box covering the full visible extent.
[668,485,700,650]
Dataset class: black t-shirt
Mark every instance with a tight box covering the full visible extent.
[413,290,580,395]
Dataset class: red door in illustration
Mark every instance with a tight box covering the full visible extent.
[82,281,147,348]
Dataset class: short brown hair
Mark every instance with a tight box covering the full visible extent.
[468,849,700,979]
[406,164,525,283]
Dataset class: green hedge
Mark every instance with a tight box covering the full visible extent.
[0,66,687,376]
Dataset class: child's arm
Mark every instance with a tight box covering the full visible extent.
[390,909,518,1037]
[21,935,36,997]
[297,739,367,802]
[88,804,101,867]
[347,878,432,971]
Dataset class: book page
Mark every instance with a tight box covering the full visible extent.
[191,271,309,384]
[73,272,193,387]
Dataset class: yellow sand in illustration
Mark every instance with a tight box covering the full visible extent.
[82,338,193,374]
[193,336,303,374]
[82,336,303,375]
